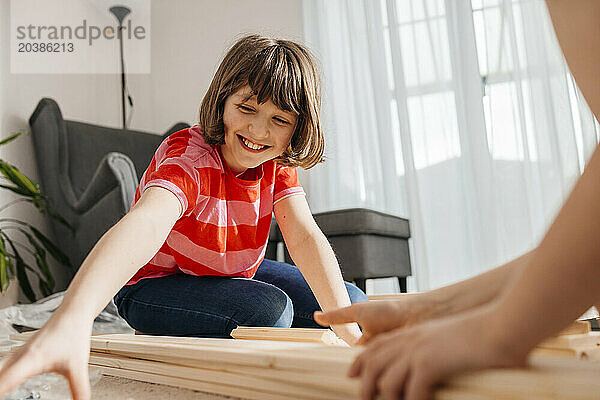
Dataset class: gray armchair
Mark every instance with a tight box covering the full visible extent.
[29,98,189,270]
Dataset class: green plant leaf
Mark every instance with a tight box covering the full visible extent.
[0,234,13,277]
[21,197,74,233]
[0,235,8,294]
[1,232,47,285]
[37,276,52,298]
[45,202,74,233]
[0,220,72,271]
[29,195,45,213]
[29,226,73,270]
[0,184,34,197]
[17,228,55,291]
[0,160,39,197]
[4,236,36,302]
[0,257,8,294]
[0,131,23,147]
[5,251,44,279]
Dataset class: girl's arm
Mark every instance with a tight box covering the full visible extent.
[274,195,362,344]
[0,186,182,399]
[51,186,182,322]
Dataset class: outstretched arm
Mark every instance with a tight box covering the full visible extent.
[274,194,362,345]
[0,187,182,399]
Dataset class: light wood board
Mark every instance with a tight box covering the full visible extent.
[89,351,347,400]
[230,326,347,346]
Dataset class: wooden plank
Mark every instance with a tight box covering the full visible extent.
[532,348,580,358]
[446,359,600,399]
[437,386,553,400]
[91,350,600,400]
[94,364,295,400]
[92,334,359,364]
[96,333,322,350]
[89,352,347,400]
[89,350,359,395]
[528,353,600,372]
[533,346,600,361]
[230,327,347,346]
[92,335,600,394]
[434,387,529,400]
[538,332,600,350]
[559,321,591,336]
[90,335,359,373]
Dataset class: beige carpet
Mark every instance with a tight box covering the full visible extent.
[2,365,241,400]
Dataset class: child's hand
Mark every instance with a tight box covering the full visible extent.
[330,322,363,346]
[0,314,93,400]
[348,306,527,400]
[314,293,443,344]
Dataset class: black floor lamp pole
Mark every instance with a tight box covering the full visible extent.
[109,6,131,130]
[118,23,126,129]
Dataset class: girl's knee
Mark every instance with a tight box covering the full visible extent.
[242,286,294,328]
[345,281,368,303]
[271,294,294,328]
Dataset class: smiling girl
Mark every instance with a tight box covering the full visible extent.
[0,35,365,399]
[113,35,366,339]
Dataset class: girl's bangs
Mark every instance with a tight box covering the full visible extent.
[246,47,303,115]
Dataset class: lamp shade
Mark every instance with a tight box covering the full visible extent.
[109,6,131,24]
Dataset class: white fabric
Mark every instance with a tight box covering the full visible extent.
[302,0,600,291]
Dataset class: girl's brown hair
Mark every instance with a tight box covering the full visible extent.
[198,34,324,169]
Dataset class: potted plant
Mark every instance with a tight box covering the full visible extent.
[0,131,73,305]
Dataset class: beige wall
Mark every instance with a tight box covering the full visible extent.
[0,0,304,299]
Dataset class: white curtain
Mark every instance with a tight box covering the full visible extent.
[301,0,600,291]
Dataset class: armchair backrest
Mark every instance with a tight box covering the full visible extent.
[29,97,189,270]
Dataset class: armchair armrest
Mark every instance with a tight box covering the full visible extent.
[67,152,138,214]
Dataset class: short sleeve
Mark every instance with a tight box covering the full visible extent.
[134,134,201,219]
[273,165,305,205]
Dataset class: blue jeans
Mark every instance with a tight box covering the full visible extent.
[113,259,367,338]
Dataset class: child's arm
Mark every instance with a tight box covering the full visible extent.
[0,186,182,399]
[274,195,362,344]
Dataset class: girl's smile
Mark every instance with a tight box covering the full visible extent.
[220,85,298,175]
[237,134,270,152]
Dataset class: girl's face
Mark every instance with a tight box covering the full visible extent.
[220,86,298,175]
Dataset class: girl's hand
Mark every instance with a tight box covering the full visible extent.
[314,293,445,344]
[0,314,93,400]
[330,322,363,346]
[350,306,527,400]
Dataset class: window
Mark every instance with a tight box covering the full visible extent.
[382,0,461,170]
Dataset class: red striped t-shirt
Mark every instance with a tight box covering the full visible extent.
[126,125,305,285]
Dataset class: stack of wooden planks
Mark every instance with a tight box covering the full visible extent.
[89,334,359,400]
[525,320,600,360]
[88,330,600,400]
[8,323,600,399]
